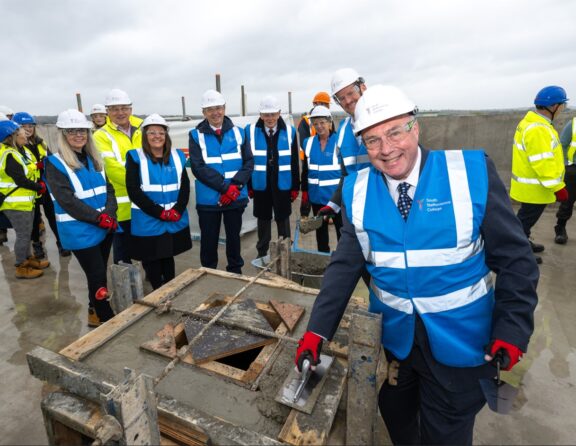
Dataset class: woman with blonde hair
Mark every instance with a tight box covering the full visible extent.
[45,109,118,327]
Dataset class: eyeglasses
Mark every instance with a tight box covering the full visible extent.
[63,129,89,136]
[363,120,416,151]
[107,106,131,113]
[146,130,167,136]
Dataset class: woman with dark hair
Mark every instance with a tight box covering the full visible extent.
[300,105,343,252]
[126,114,192,290]
[45,109,118,327]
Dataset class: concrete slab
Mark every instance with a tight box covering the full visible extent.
[2,201,576,444]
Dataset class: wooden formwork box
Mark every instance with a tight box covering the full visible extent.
[28,267,385,445]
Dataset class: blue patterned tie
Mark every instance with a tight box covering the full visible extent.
[397,182,412,221]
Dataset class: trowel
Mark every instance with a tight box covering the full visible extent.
[275,353,334,414]
[299,216,325,234]
[479,356,519,414]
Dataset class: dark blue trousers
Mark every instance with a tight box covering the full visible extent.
[198,207,244,274]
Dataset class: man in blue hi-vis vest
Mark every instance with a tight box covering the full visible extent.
[294,85,538,445]
[189,90,254,274]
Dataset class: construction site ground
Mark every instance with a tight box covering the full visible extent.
[1,202,575,445]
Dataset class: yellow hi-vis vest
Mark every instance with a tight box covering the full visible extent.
[93,115,142,221]
[0,145,39,211]
[566,117,576,166]
[510,111,565,204]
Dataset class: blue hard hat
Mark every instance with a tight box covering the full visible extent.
[534,86,568,106]
[0,120,21,142]
[12,111,36,125]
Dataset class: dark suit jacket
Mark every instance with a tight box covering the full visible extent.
[306,147,539,390]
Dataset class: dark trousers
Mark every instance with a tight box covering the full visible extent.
[556,165,576,226]
[31,195,60,245]
[142,257,175,290]
[113,220,132,264]
[516,202,547,238]
[311,203,342,253]
[256,217,291,257]
[198,208,244,274]
[378,344,487,445]
[72,234,114,322]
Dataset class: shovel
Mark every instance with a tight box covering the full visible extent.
[299,216,325,234]
[479,356,519,414]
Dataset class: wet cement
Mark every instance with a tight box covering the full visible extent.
[2,203,576,444]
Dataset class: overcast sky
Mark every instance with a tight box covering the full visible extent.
[3,0,575,116]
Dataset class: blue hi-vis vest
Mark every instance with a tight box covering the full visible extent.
[336,117,371,173]
[190,126,248,205]
[343,150,493,367]
[127,148,190,237]
[304,133,341,205]
[47,154,108,250]
[246,123,295,191]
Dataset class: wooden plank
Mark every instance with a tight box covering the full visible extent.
[59,268,206,361]
[28,347,283,445]
[269,299,304,333]
[242,323,288,383]
[278,358,348,445]
[346,312,382,445]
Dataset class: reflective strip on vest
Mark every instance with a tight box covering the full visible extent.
[512,173,563,187]
[53,154,106,199]
[305,137,340,171]
[198,127,243,164]
[569,117,576,165]
[99,130,124,163]
[4,196,34,203]
[56,207,104,222]
[528,152,554,162]
[353,150,482,268]
[135,148,183,193]
[370,273,493,315]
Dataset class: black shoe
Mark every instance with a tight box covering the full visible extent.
[32,242,46,259]
[0,229,7,244]
[59,247,72,257]
[529,240,545,253]
[554,225,568,245]
[534,255,542,264]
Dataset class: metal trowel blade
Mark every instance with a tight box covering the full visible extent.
[299,216,324,234]
[275,353,334,414]
[479,377,519,414]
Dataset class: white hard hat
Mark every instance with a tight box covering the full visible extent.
[0,105,14,115]
[104,89,132,106]
[353,85,417,135]
[309,105,332,119]
[201,89,226,108]
[56,109,93,129]
[0,112,8,121]
[142,113,168,128]
[90,104,107,115]
[331,68,363,96]
[259,95,281,113]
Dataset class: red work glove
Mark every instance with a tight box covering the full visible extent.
[167,208,181,222]
[36,160,44,170]
[555,187,569,202]
[290,190,299,202]
[295,331,323,372]
[37,181,47,195]
[95,287,109,301]
[318,205,336,217]
[97,213,118,232]
[248,188,254,199]
[219,193,233,206]
[484,339,523,371]
[160,210,171,221]
[301,191,309,205]
[224,184,241,201]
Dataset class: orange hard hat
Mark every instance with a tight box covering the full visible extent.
[313,91,331,105]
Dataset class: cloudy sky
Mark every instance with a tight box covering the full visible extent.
[3,0,575,116]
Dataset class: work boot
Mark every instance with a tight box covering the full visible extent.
[27,256,50,269]
[87,307,101,328]
[534,255,543,265]
[0,229,7,244]
[529,240,545,253]
[57,241,71,257]
[32,241,46,259]
[15,261,43,279]
[555,225,568,245]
